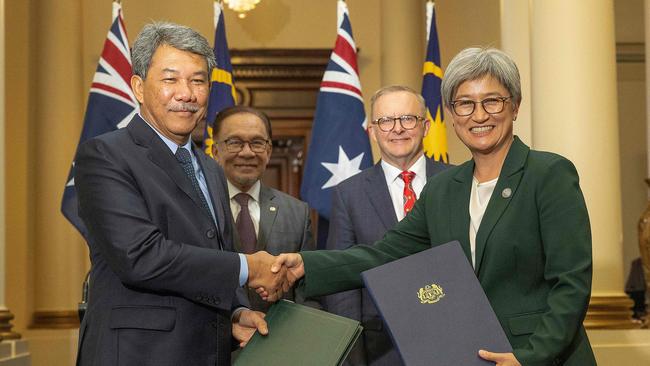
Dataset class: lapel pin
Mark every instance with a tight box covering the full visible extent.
[270,206,277,212]
[501,188,512,198]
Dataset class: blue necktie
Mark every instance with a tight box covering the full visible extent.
[175,147,212,217]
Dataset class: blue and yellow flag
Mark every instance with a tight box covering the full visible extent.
[421,1,448,163]
[204,0,237,157]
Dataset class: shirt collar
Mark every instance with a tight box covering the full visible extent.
[381,154,427,183]
[139,113,191,154]
[227,179,261,202]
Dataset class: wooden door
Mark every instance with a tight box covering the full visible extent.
[231,49,329,197]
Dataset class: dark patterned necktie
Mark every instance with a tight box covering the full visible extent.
[175,147,212,218]
[234,193,257,254]
[400,171,417,216]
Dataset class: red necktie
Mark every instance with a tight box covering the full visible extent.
[400,171,417,216]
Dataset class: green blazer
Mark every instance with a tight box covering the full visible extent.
[301,137,596,366]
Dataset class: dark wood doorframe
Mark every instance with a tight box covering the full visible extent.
[230,49,330,198]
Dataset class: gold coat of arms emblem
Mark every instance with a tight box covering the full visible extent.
[417,283,445,304]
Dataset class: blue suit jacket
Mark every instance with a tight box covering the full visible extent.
[325,157,448,366]
[75,115,243,366]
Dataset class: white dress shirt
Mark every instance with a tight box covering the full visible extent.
[468,176,498,268]
[381,154,428,222]
[227,179,262,236]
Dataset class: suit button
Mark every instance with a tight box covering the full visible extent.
[206,229,216,239]
[213,297,221,305]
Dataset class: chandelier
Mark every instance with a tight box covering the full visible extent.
[223,0,261,19]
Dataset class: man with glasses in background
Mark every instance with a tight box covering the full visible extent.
[325,85,448,366]
[213,106,317,313]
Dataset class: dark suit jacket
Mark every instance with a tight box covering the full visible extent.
[325,157,448,366]
[75,115,243,366]
[302,137,596,366]
[232,185,316,312]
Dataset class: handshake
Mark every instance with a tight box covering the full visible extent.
[245,251,306,302]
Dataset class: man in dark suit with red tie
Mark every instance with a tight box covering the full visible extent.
[325,85,448,366]
[74,22,286,366]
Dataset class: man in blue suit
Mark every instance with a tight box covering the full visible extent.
[325,85,448,366]
[74,22,286,366]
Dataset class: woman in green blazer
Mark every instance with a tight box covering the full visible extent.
[265,47,596,366]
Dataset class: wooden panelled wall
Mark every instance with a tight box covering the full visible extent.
[195,49,330,198]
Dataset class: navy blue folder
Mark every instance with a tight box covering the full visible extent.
[361,240,512,366]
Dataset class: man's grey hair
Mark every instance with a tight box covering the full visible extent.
[370,85,427,119]
[131,21,216,79]
[441,47,521,108]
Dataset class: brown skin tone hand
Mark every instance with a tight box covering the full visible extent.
[245,251,289,301]
[232,309,267,348]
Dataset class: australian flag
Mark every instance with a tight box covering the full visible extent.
[300,0,372,246]
[204,0,237,157]
[61,1,138,238]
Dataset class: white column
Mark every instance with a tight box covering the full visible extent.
[530,0,632,327]
[500,0,532,146]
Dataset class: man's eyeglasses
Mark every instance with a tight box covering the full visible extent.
[219,138,270,153]
[451,96,512,116]
[371,115,424,132]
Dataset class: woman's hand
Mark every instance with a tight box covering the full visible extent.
[478,350,521,366]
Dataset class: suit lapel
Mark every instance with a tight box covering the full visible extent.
[128,116,206,215]
[474,137,529,273]
[450,161,474,262]
[425,157,435,177]
[366,164,398,230]
[257,185,277,252]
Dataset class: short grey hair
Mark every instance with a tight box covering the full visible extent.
[131,21,216,79]
[370,85,427,119]
[441,47,521,108]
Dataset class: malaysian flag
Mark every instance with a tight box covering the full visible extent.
[61,1,138,237]
[204,0,237,157]
[300,0,372,246]
[421,0,448,163]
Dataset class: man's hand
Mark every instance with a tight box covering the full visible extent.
[246,251,288,301]
[478,350,521,366]
[256,253,305,301]
[232,309,267,348]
